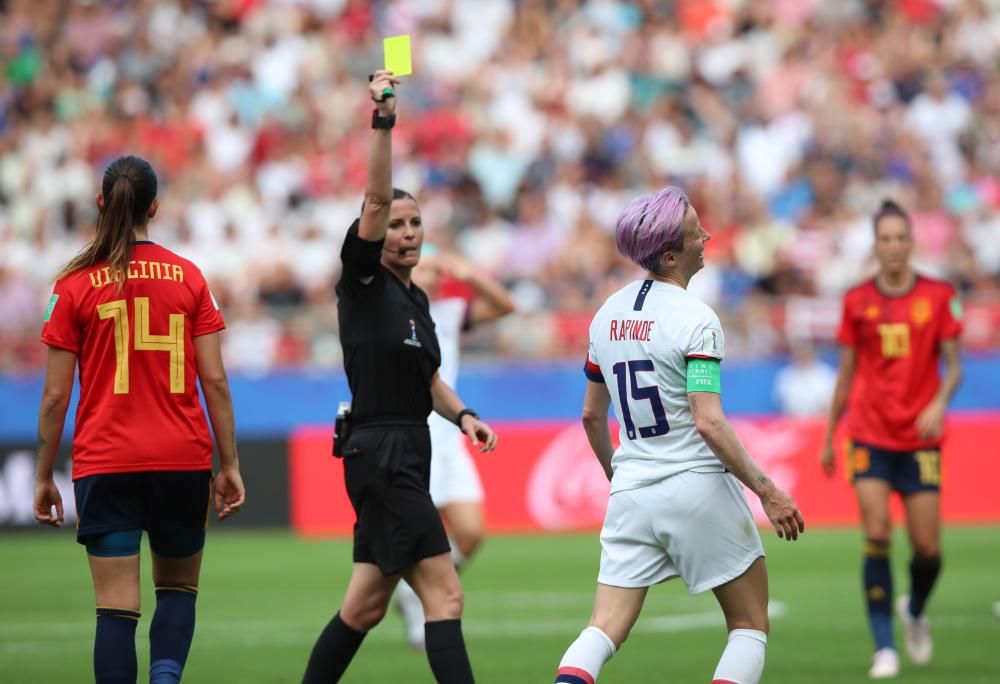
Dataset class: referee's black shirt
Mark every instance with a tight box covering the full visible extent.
[336,220,441,425]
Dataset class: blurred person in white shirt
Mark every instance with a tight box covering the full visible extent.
[905,70,972,182]
[774,340,836,418]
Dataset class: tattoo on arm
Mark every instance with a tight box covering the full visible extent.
[37,432,47,457]
[689,395,698,414]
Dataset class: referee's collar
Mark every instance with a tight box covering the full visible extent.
[134,240,154,245]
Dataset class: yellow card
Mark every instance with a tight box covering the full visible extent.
[383,34,412,77]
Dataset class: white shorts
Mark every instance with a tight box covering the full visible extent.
[598,470,764,595]
[429,434,484,507]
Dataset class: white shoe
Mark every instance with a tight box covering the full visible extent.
[994,601,1000,619]
[896,594,932,665]
[395,582,426,649]
[868,648,900,679]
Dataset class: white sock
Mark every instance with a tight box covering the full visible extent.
[712,629,767,684]
[556,626,616,683]
[395,579,425,647]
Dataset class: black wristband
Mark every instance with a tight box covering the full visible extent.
[371,109,396,129]
[455,408,478,427]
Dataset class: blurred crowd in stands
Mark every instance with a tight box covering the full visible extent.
[1,0,999,372]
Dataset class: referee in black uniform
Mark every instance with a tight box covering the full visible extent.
[302,71,497,684]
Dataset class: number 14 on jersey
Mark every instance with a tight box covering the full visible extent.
[97,297,185,394]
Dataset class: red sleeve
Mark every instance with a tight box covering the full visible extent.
[836,292,858,347]
[583,356,603,383]
[584,335,603,383]
[192,274,225,337]
[937,285,962,341]
[40,279,80,353]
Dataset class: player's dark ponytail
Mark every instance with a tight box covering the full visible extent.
[872,199,911,236]
[58,156,158,290]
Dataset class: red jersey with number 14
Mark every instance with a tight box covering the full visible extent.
[41,242,225,480]
[836,275,962,451]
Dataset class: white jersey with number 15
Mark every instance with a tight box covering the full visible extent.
[585,279,726,494]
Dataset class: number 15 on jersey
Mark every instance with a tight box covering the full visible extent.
[612,359,670,440]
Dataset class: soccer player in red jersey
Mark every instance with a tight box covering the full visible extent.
[821,199,963,679]
[34,155,246,684]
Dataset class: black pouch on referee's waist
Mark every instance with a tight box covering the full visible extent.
[332,401,352,458]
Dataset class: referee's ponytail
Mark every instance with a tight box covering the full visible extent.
[58,155,158,290]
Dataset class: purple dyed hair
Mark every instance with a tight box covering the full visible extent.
[614,186,690,271]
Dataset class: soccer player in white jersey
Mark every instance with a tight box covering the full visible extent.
[396,247,515,647]
[553,186,805,684]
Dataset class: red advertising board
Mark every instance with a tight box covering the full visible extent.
[289,415,1000,536]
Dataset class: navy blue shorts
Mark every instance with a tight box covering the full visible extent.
[74,470,212,557]
[848,441,941,494]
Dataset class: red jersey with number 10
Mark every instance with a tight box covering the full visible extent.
[41,242,225,480]
[836,275,962,451]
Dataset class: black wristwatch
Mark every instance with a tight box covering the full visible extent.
[455,408,479,427]
[371,109,396,130]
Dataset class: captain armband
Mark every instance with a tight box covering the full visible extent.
[686,358,721,394]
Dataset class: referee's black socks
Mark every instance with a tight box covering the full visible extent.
[302,611,366,683]
[425,618,475,684]
[94,607,140,684]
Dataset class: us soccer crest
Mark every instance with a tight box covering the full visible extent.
[910,297,932,326]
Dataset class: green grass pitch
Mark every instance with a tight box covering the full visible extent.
[1,527,998,682]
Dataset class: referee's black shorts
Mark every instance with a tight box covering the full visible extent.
[342,422,450,575]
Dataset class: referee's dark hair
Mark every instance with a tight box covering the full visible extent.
[59,155,158,290]
[872,198,911,237]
